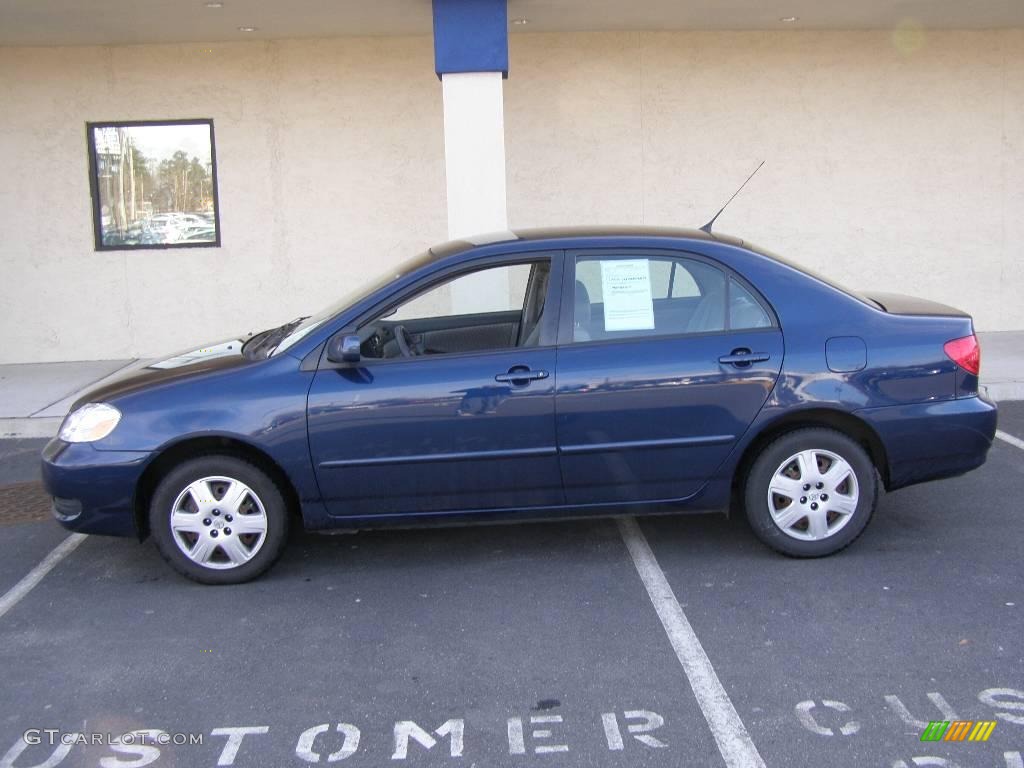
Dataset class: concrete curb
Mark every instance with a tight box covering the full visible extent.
[984,382,1024,402]
[0,418,63,440]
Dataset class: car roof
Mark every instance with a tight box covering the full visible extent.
[429,225,745,259]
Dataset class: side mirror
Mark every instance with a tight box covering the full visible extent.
[327,334,362,364]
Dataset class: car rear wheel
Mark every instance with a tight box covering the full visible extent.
[744,428,878,557]
[150,455,289,584]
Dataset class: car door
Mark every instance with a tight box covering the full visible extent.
[554,249,783,505]
[307,253,565,518]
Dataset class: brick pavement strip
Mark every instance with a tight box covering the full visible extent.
[0,482,52,525]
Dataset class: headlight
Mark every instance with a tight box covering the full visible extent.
[59,403,122,443]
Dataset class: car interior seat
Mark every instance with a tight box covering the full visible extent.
[574,281,592,341]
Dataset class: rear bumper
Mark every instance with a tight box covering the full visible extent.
[40,439,150,537]
[855,395,997,490]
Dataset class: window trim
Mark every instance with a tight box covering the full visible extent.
[558,248,777,347]
[86,118,222,252]
[317,250,564,370]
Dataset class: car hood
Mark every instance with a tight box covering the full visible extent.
[72,336,251,408]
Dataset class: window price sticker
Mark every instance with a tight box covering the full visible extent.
[600,259,655,332]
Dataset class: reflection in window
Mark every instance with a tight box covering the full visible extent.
[88,120,220,250]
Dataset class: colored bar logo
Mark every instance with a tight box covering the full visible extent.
[920,721,997,742]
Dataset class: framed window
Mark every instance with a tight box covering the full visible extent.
[86,119,221,250]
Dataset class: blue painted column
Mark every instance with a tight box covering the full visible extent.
[432,0,510,246]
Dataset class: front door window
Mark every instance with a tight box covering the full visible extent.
[358,261,552,360]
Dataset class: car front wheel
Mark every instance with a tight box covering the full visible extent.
[744,428,878,557]
[150,455,289,584]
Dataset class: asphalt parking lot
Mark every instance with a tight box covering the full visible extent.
[1,404,1022,768]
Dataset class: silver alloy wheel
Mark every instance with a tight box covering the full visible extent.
[169,475,269,570]
[767,449,859,542]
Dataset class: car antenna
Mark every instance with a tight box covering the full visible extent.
[699,160,765,234]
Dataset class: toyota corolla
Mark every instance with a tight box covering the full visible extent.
[42,227,998,583]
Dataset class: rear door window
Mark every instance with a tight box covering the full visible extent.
[572,255,727,342]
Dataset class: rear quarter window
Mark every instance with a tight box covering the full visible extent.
[729,277,772,329]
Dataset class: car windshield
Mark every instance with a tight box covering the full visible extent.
[269,247,439,356]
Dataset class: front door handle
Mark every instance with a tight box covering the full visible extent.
[495,366,549,384]
[719,349,770,367]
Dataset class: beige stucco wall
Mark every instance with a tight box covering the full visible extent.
[1,29,1022,363]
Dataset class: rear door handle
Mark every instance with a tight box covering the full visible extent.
[495,367,549,384]
[718,350,770,366]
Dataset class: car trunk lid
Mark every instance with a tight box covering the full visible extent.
[864,291,970,318]
[863,292,982,399]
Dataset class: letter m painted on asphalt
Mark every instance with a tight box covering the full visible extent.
[392,719,465,759]
[920,721,949,741]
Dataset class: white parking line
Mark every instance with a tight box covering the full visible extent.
[996,430,1024,451]
[617,517,766,768]
[0,533,86,620]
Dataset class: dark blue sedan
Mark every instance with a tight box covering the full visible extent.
[42,227,997,583]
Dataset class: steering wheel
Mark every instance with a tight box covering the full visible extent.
[393,325,420,358]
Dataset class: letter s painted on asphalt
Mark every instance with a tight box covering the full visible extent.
[100,730,167,768]
[979,688,1024,726]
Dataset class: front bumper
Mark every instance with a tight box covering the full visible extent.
[856,394,998,490]
[40,439,151,537]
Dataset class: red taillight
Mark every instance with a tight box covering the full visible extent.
[944,334,981,376]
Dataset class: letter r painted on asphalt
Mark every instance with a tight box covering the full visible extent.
[602,710,668,749]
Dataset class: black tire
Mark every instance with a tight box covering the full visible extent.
[743,428,878,557]
[149,455,289,584]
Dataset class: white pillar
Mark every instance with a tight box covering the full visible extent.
[441,71,508,240]
[441,70,510,313]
